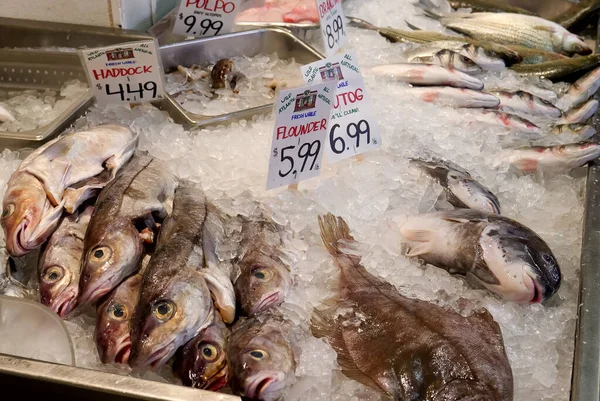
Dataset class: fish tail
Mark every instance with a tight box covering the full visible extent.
[318,214,356,257]
[346,16,378,30]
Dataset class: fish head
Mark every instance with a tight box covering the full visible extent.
[130,271,214,370]
[39,259,79,318]
[173,320,229,390]
[235,251,292,316]
[562,34,592,55]
[233,332,295,401]
[438,49,481,74]
[480,224,561,303]
[446,172,501,214]
[2,173,54,256]
[95,294,135,364]
[553,142,600,168]
[78,219,143,306]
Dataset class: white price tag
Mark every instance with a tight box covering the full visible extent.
[301,52,382,163]
[173,0,242,38]
[316,0,348,56]
[79,40,165,106]
[266,82,336,190]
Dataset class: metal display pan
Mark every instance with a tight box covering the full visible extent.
[0,49,93,150]
[156,28,324,128]
[0,17,152,51]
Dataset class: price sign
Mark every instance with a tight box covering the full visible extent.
[301,52,382,163]
[173,0,242,38]
[266,82,336,190]
[316,0,348,56]
[79,40,165,106]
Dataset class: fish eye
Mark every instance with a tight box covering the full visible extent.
[91,246,111,263]
[43,266,64,283]
[248,349,268,360]
[542,254,555,264]
[251,266,273,281]
[199,343,218,361]
[108,303,128,321]
[153,300,176,321]
[459,55,472,64]
[1,204,15,219]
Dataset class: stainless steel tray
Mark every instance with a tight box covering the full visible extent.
[156,28,324,128]
[0,17,152,51]
[0,49,93,149]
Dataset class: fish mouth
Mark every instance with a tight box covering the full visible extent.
[135,343,175,370]
[50,289,78,318]
[523,271,543,303]
[203,363,229,391]
[114,337,132,365]
[9,220,30,256]
[79,277,115,306]
[249,291,282,316]
[245,371,285,400]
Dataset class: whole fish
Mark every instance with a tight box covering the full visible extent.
[497,142,600,172]
[38,206,93,318]
[489,90,562,118]
[556,66,600,111]
[95,257,148,365]
[550,123,596,140]
[411,157,501,214]
[228,314,296,401]
[405,41,505,70]
[557,99,599,125]
[505,44,568,64]
[78,155,176,306]
[511,55,600,82]
[130,184,233,369]
[227,214,293,317]
[314,214,513,400]
[473,110,543,135]
[410,49,483,74]
[429,12,592,55]
[173,312,230,391]
[552,0,600,30]
[1,125,137,257]
[399,209,561,302]
[448,0,535,14]
[347,16,522,64]
[369,63,484,90]
[0,103,15,123]
[405,86,500,108]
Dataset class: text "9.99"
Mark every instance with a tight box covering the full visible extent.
[180,14,223,36]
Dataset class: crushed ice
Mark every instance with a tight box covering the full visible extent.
[0,0,587,400]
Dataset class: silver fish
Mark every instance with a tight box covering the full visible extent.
[489,90,562,119]
[550,123,596,140]
[400,209,561,302]
[228,314,296,401]
[411,157,501,214]
[410,49,483,74]
[369,63,484,90]
[496,142,600,172]
[473,110,543,135]
[405,41,505,70]
[556,99,599,124]
[38,206,93,318]
[1,125,137,257]
[430,11,592,55]
[556,66,600,111]
[405,86,500,108]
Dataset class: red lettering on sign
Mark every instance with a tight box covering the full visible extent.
[318,0,341,18]
[333,88,364,109]
[275,119,327,140]
[186,0,236,13]
[91,66,152,80]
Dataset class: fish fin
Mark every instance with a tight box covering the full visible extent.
[400,228,434,243]
[62,170,114,214]
[346,16,378,30]
[404,20,423,31]
[318,214,359,261]
[103,133,139,178]
[200,267,236,324]
[533,25,556,33]
[420,7,443,20]
[24,159,70,205]
[405,242,433,257]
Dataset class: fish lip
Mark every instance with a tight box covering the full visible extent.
[203,363,229,391]
[135,343,175,370]
[114,337,132,365]
[523,270,543,303]
[249,291,282,316]
[9,220,29,256]
[78,277,114,306]
[51,288,78,318]
[245,371,285,399]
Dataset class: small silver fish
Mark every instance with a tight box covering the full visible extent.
[556,66,600,111]
[405,86,500,108]
[557,99,599,124]
[410,49,483,74]
[496,141,600,172]
[490,90,562,119]
[411,157,501,214]
[550,123,596,140]
[405,41,505,70]
[473,110,543,135]
[369,63,484,90]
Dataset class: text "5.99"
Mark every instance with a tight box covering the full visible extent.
[274,140,322,179]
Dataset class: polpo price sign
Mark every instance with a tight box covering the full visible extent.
[79,40,165,106]
[266,82,335,190]
[316,0,347,56]
[173,0,242,38]
[301,52,382,163]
